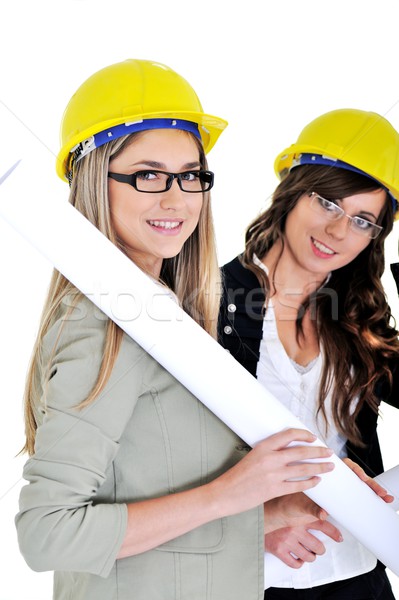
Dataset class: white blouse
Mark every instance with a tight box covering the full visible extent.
[254,260,377,589]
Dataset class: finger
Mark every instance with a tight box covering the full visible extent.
[364,479,393,501]
[273,528,326,557]
[318,508,329,520]
[264,527,323,566]
[308,519,343,543]
[284,445,334,461]
[293,495,329,521]
[281,468,337,495]
[286,461,335,479]
[286,543,318,563]
[282,476,323,495]
[382,494,395,503]
[343,458,368,481]
[342,459,394,502]
[273,552,304,569]
[342,457,357,470]
[264,428,317,450]
[265,533,311,567]
[305,504,328,521]
[291,495,328,521]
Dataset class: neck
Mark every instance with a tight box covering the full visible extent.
[127,251,163,280]
[261,241,327,302]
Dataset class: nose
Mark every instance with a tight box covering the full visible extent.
[159,178,186,210]
[325,215,351,239]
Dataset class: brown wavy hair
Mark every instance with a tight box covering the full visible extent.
[242,164,399,446]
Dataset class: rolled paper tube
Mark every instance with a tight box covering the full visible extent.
[1,160,399,575]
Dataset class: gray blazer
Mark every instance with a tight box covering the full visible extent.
[16,297,264,600]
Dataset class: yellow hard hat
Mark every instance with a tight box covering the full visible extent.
[274,108,399,211]
[56,59,228,181]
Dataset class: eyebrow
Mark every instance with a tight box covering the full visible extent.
[336,199,379,221]
[356,211,378,221]
[129,160,201,170]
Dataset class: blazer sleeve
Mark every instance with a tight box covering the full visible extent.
[15,298,145,577]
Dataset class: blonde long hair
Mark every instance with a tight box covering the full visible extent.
[22,132,221,455]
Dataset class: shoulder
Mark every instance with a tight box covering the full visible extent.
[221,255,260,291]
[40,294,147,399]
[43,294,144,358]
[218,257,265,375]
[39,295,109,380]
[37,294,148,436]
[219,255,265,312]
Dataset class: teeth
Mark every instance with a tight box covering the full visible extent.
[313,238,335,254]
[149,220,180,229]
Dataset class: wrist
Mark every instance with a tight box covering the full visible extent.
[264,498,286,533]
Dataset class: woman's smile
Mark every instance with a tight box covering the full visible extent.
[310,237,337,258]
[147,218,184,234]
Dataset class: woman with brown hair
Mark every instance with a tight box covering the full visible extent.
[219,108,399,599]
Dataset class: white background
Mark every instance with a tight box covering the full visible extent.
[1,1,399,597]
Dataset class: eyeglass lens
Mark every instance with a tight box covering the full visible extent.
[135,170,212,192]
[310,193,382,239]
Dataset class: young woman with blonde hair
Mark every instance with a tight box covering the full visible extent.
[15,59,340,600]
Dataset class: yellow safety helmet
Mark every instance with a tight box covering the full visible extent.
[274,108,399,215]
[56,59,228,181]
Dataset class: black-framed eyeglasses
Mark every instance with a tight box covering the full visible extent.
[309,192,383,239]
[108,169,214,193]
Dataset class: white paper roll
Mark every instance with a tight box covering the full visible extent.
[1,160,399,576]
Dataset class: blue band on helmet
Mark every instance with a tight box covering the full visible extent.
[70,118,201,169]
[94,118,201,148]
[293,153,398,213]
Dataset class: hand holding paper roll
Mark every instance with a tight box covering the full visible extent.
[267,462,399,570]
[118,428,335,559]
[263,463,399,586]
[206,429,335,519]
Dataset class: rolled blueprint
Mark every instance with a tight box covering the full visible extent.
[1,160,399,575]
